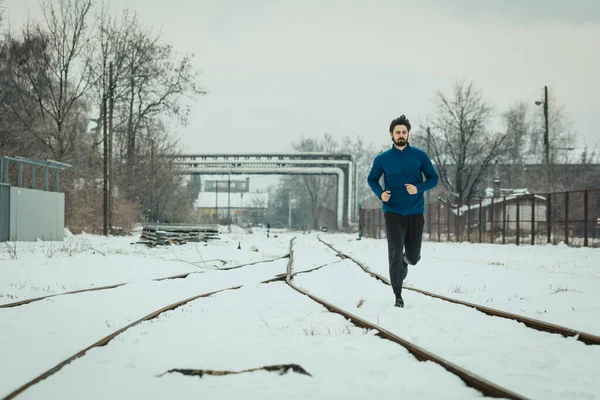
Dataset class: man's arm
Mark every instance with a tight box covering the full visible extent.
[416,153,439,193]
[367,156,384,199]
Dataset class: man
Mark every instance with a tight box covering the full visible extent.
[367,115,439,308]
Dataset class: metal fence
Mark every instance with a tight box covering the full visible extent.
[1,156,71,191]
[359,189,600,247]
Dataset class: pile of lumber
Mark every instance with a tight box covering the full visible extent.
[139,224,220,246]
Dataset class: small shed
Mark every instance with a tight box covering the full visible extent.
[0,156,72,241]
[455,190,547,234]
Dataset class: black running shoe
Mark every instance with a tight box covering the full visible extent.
[394,296,404,308]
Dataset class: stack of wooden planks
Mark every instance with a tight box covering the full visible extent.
[139,224,220,246]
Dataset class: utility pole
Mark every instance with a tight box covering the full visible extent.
[543,86,551,245]
[426,127,432,235]
[543,85,550,194]
[288,191,292,228]
[215,178,219,224]
[102,92,108,236]
[108,62,114,229]
[227,174,231,232]
[536,85,551,244]
[150,139,154,222]
[126,68,136,198]
[127,73,135,169]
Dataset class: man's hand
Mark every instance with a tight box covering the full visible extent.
[381,191,391,202]
[405,184,417,195]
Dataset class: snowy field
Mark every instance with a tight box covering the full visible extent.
[1,227,599,399]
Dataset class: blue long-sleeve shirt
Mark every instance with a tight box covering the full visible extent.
[367,144,439,215]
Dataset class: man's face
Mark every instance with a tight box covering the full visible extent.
[390,124,409,147]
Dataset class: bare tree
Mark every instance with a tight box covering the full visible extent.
[429,81,511,202]
[580,145,600,164]
[504,102,531,164]
[89,11,205,201]
[500,101,533,187]
[84,9,206,224]
[0,0,204,232]
[131,120,198,223]
[119,17,205,170]
[341,135,381,204]
[292,134,338,229]
[15,0,96,161]
[249,194,267,209]
[0,34,48,156]
[90,9,148,157]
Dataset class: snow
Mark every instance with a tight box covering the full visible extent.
[1,228,599,399]
[323,235,600,335]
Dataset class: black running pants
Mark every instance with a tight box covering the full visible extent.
[384,212,424,296]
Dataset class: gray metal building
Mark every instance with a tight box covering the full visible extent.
[0,156,71,242]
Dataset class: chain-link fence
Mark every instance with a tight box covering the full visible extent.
[359,189,600,247]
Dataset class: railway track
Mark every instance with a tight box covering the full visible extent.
[2,254,290,400]
[0,255,289,309]
[3,237,527,400]
[316,236,600,345]
[5,236,596,399]
[281,238,527,400]
[2,286,244,400]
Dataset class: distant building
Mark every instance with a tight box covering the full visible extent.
[203,176,250,193]
[194,175,268,225]
[454,188,547,234]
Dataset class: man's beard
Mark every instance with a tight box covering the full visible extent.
[394,138,407,146]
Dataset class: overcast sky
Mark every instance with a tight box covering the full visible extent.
[4,0,600,155]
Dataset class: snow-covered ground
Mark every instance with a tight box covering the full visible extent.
[1,228,599,399]
[322,234,600,335]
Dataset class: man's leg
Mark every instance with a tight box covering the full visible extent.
[404,214,425,266]
[384,212,407,299]
[401,255,409,281]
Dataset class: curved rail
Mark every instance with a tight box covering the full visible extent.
[285,238,527,400]
[0,283,128,309]
[2,285,243,400]
[5,238,528,400]
[317,236,600,346]
[0,255,289,309]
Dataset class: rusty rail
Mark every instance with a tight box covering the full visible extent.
[0,255,289,309]
[5,238,530,400]
[0,283,128,308]
[287,238,527,400]
[317,237,600,346]
[2,285,243,400]
[3,254,293,398]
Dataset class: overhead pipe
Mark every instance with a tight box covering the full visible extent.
[186,167,345,229]
[177,159,354,225]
